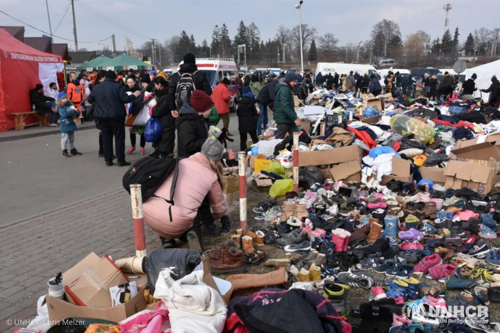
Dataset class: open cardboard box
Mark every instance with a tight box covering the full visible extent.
[361,115,382,124]
[444,160,500,194]
[453,133,500,150]
[298,145,363,167]
[372,156,412,185]
[329,160,362,182]
[365,98,384,111]
[46,253,149,325]
[419,167,446,185]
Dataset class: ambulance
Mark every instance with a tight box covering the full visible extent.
[179,58,238,90]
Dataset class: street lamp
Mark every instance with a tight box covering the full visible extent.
[295,1,304,72]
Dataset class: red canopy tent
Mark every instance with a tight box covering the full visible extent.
[0,28,63,131]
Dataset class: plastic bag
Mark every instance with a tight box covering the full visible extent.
[389,114,435,144]
[299,166,325,189]
[363,106,381,118]
[144,117,162,143]
[269,179,293,197]
[26,296,50,333]
[423,152,449,167]
[265,161,287,179]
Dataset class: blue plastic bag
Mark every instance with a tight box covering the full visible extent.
[144,117,162,142]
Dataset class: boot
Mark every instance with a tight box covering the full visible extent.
[62,149,71,158]
[349,224,371,245]
[246,230,257,240]
[220,215,231,234]
[70,148,82,156]
[208,246,246,274]
[368,217,379,226]
[226,267,288,290]
[332,229,344,253]
[210,239,241,258]
[255,230,265,246]
[281,202,296,221]
[187,223,204,254]
[309,264,321,281]
[423,202,437,219]
[242,235,265,265]
[295,203,309,222]
[340,230,351,251]
[297,268,311,282]
[367,222,383,245]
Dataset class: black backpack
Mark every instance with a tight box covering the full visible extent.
[175,72,197,110]
[123,157,179,220]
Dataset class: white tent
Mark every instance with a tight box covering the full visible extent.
[465,60,500,101]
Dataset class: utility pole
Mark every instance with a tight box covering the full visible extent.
[283,44,286,64]
[45,0,53,40]
[151,39,155,65]
[70,0,78,51]
[277,47,280,63]
[158,44,161,67]
[111,34,116,57]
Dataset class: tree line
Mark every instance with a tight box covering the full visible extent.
[135,20,500,68]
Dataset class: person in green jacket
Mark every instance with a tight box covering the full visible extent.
[274,71,301,139]
[208,106,219,126]
[250,74,263,97]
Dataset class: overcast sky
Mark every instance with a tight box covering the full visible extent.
[1,0,498,54]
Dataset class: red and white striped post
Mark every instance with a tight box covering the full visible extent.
[238,151,247,232]
[130,184,147,257]
[293,132,300,192]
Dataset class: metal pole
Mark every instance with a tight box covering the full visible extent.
[70,0,78,51]
[283,44,286,64]
[130,184,147,257]
[238,152,247,231]
[298,6,304,72]
[45,0,53,39]
[112,34,116,57]
[244,45,247,66]
[293,132,299,192]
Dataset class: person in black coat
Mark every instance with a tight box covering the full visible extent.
[87,70,140,166]
[151,77,175,159]
[325,73,334,90]
[256,75,278,135]
[481,76,500,105]
[30,83,57,125]
[297,79,311,102]
[333,72,340,88]
[237,86,259,151]
[315,72,324,87]
[461,74,477,100]
[176,90,212,159]
[167,53,212,115]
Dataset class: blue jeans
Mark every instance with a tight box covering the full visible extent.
[46,101,57,124]
[256,103,268,136]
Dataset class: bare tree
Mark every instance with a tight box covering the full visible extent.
[318,33,338,52]
[165,36,180,64]
[405,33,427,66]
[275,25,293,62]
[291,24,317,61]
[370,19,401,57]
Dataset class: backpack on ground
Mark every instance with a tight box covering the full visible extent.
[122,157,177,202]
[175,72,197,110]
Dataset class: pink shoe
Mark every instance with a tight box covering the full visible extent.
[370,286,387,301]
[367,202,388,209]
[414,253,442,273]
[127,146,135,154]
[399,241,424,251]
[393,313,412,326]
[140,147,146,155]
[391,296,405,304]
[428,264,456,280]
[310,228,326,239]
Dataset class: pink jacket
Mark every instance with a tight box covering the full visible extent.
[143,153,227,239]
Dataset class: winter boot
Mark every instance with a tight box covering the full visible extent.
[242,235,265,265]
[62,149,71,158]
[332,229,345,253]
[349,224,371,245]
[226,267,288,290]
[368,217,379,226]
[367,222,383,245]
[281,202,296,221]
[309,263,322,281]
[297,268,311,282]
[295,203,309,222]
[340,229,351,251]
[219,215,231,234]
[423,202,437,219]
[70,148,82,156]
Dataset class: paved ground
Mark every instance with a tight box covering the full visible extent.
[0,113,245,332]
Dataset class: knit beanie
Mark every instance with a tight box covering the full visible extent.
[285,71,299,82]
[183,53,196,64]
[57,92,67,101]
[141,73,151,83]
[201,139,224,161]
[190,90,213,113]
[106,70,117,80]
[471,73,477,79]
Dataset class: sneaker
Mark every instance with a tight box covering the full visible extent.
[356,253,382,271]
[127,146,135,154]
[336,269,374,289]
[468,268,497,284]
[414,254,442,274]
[464,317,500,333]
[399,228,424,242]
[274,230,306,248]
[385,263,413,279]
[323,281,350,301]
[447,291,482,311]
[61,149,71,158]
[469,242,491,258]
[444,272,477,290]
[403,277,421,301]
[479,224,497,239]
[140,147,146,155]
[389,324,424,333]
[369,286,387,301]
[428,264,456,281]
[392,314,412,327]
[486,249,500,266]
[404,296,448,326]
[374,260,396,274]
[253,197,278,214]
[387,280,408,299]
[284,241,311,252]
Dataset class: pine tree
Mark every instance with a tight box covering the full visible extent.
[200,39,210,58]
[464,33,475,56]
[219,24,232,58]
[211,25,221,57]
[431,38,441,55]
[308,39,317,61]
[452,27,460,51]
[247,22,261,63]
[441,29,453,55]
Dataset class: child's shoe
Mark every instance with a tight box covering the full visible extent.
[140,147,146,155]
[70,148,82,156]
[127,146,135,154]
[62,149,71,158]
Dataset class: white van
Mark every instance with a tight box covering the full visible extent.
[178,58,238,91]
[377,59,397,67]
[315,62,378,79]
[378,68,411,87]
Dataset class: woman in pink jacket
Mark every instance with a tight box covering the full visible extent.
[143,139,227,252]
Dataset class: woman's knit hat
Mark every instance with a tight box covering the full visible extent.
[201,139,224,161]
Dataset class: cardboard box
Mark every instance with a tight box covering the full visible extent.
[47,253,148,325]
[380,157,412,184]
[365,99,384,111]
[64,253,129,308]
[329,160,361,182]
[298,146,363,167]
[361,115,382,124]
[453,133,500,149]
[419,167,446,185]
[451,142,500,164]
[444,160,500,194]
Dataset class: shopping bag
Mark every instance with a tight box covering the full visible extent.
[144,117,162,143]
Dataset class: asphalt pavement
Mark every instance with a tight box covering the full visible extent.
[0,113,243,332]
